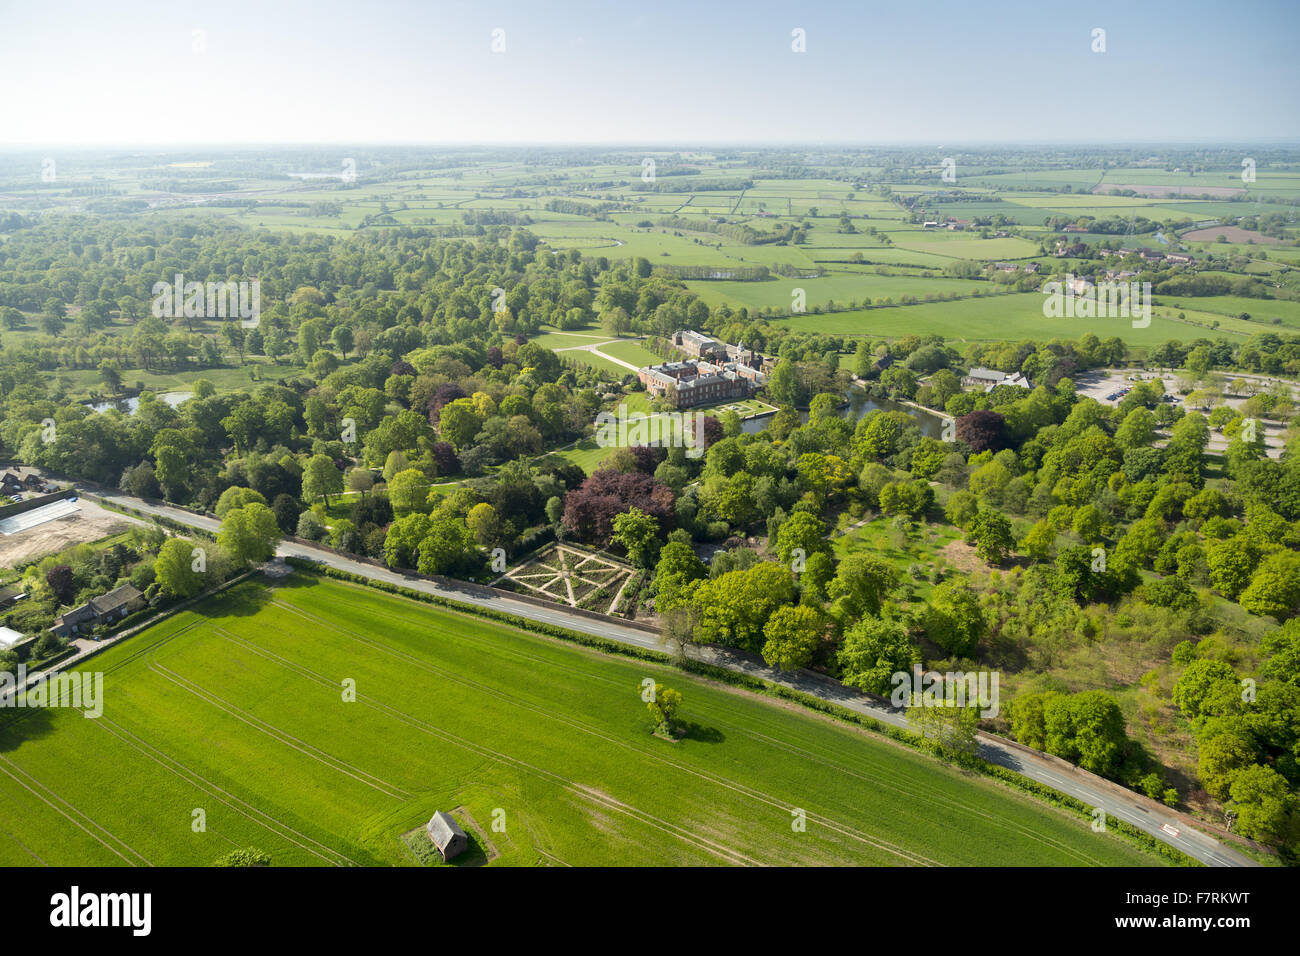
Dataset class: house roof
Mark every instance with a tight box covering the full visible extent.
[675,330,718,348]
[426,811,467,850]
[965,367,1005,381]
[87,584,142,615]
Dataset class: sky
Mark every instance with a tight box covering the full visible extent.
[1,0,1297,146]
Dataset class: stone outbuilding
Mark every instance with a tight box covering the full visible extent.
[426,811,468,861]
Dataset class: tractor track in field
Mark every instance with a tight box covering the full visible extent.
[69,488,1257,867]
[147,660,414,801]
[279,588,1108,864]
[262,598,937,865]
[93,717,359,867]
[212,618,760,866]
[0,753,152,867]
[97,618,205,679]
[0,815,50,865]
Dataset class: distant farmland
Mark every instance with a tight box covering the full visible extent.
[1180,226,1283,243]
[771,293,1259,344]
[0,576,1164,866]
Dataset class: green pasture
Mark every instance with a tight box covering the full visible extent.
[771,293,1257,345]
[0,576,1165,866]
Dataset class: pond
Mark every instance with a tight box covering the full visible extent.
[740,389,946,439]
[85,391,193,415]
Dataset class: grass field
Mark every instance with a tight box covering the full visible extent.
[772,294,1259,344]
[0,575,1165,866]
[54,362,279,401]
[556,348,629,378]
[684,273,981,311]
[1151,294,1300,329]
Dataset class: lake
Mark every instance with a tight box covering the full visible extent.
[85,391,193,415]
[740,389,946,438]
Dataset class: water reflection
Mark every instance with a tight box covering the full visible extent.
[84,391,192,415]
[739,389,945,438]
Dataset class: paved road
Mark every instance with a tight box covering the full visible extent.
[87,486,1258,867]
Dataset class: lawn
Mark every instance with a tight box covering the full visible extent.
[545,439,620,474]
[53,363,275,401]
[0,575,1164,866]
[596,339,663,369]
[555,348,629,378]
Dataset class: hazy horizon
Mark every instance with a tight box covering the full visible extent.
[2,0,1297,147]
[3,139,1300,151]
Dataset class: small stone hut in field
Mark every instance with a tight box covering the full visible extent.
[426,811,468,861]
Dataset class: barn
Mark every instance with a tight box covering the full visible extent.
[426,811,468,861]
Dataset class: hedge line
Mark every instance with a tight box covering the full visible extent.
[284,557,1201,867]
[286,557,672,664]
[84,495,217,540]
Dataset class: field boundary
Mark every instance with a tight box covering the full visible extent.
[77,478,659,631]
[1,570,256,702]
[282,558,1203,867]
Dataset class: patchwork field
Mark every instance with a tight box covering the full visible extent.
[0,575,1164,867]
[6,150,1297,374]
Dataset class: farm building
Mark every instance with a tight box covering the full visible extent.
[426,811,469,861]
[963,368,1032,394]
[962,367,1007,389]
[49,584,144,639]
[2,470,51,494]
